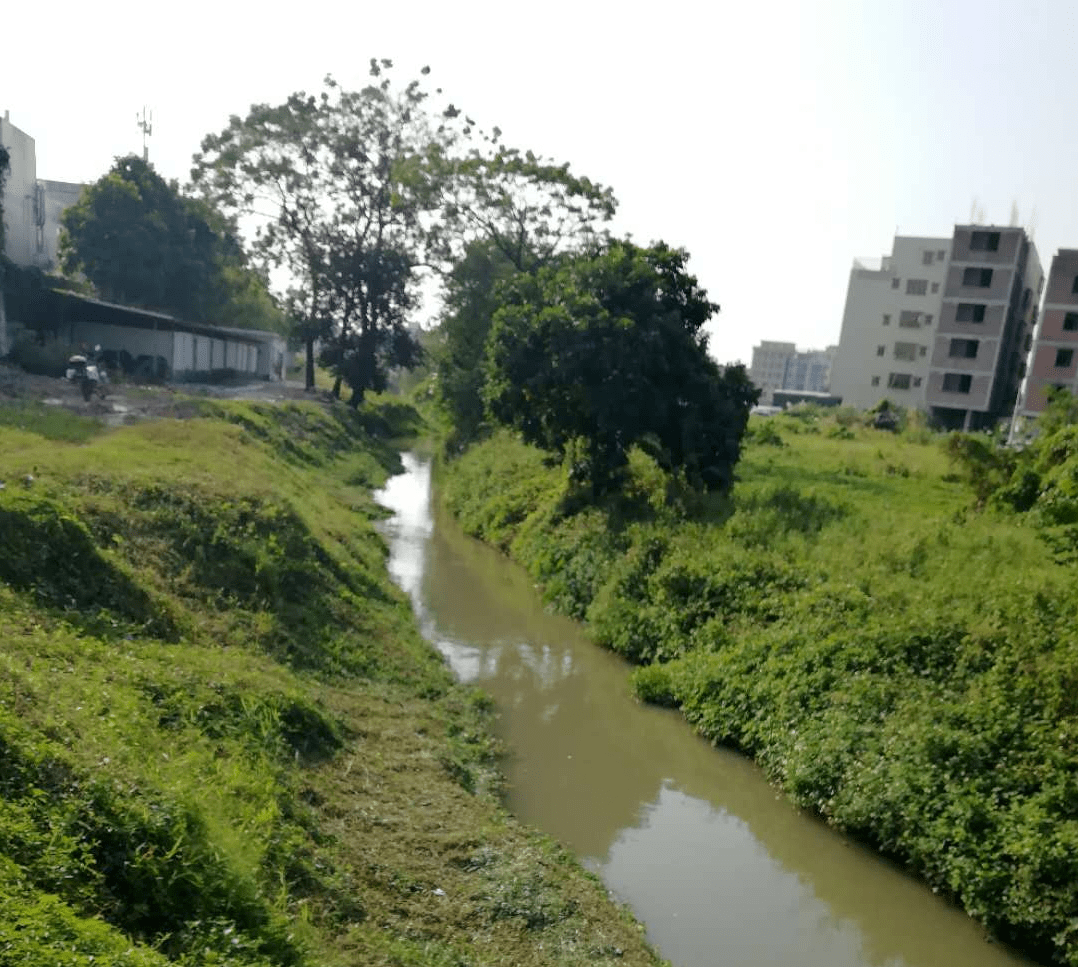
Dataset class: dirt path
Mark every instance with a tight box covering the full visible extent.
[0,362,324,425]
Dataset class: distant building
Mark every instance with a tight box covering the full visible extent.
[831,236,951,410]
[832,226,1043,429]
[1015,249,1078,419]
[749,342,835,404]
[0,112,84,271]
[926,226,1042,430]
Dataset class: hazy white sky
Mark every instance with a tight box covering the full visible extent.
[4,0,1078,364]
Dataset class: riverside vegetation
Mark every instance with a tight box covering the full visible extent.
[0,397,666,967]
[439,404,1078,967]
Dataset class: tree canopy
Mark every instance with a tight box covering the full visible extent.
[484,240,758,495]
[59,156,284,334]
[192,62,452,402]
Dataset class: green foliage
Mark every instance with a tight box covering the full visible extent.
[0,400,103,443]
[60,156,284,333]
[0,400,664,967]
[192,65,443,403]
[484,240,757,496]
[442,408,1078,966]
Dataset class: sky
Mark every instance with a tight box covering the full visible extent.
[4,0,1078,366]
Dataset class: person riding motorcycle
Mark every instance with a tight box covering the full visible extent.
[66,344,108,401]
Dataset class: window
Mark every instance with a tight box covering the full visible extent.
[949,338,979,359]
[970,230,1001,251]
[1055,348,1074,368]
[882,314,891,326]
[876,345,885,356]
[937,249,946,260]
[919,346,927,356]
[871,375,880,386]
[1022,288,1032,310]
[963,267,993,287]
[894,342,918,361]
[892,278,901,289]
[888,373,912,390]
[956,303,986,322]
[1063,312,1078,332]
[942,373,973,393]
[899,310,922,328]
[913,376,923,387]
[1072,275,1078,295]
[1024,334,1033,352]
[925,314,934,325]
[931,282,940,293]
[906,279,928,295]
[923,251,934,265]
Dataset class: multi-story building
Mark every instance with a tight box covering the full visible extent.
[749,341,835,404]
[1014,249,1078,420]
[749,341,796,404]
[0,111,84,271]
[926,226,1042,430]
[830,235,951,410]
[832,226,1042,428]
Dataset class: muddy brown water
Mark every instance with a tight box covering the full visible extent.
[375,453,1038,967]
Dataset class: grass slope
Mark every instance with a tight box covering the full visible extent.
[0,397,665,967]
[440,410,1078,967]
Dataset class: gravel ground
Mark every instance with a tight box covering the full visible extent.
[0,361,322,425]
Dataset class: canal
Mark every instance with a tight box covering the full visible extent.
[375,453,1035,967]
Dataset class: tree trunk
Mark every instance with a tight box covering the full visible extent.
[331,375,342,400]
[304,334,315,391]
[348,384,364,408]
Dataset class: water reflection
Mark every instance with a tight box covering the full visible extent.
[376,454,1035,967]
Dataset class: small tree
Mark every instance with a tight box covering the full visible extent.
[60,156,284,332]
[484,240,758,496]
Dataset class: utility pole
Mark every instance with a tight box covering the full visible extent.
[136,106,153,162]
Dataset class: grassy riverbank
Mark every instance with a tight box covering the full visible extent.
[440,409,1078,967]
[0,396,665,967]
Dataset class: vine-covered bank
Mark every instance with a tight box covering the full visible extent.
[440,411,1078,967]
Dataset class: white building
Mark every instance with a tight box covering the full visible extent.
[830,236,951,410]
[0,112,84,271]
[749,341,836,404]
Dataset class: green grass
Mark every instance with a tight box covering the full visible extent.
[440,409,1078,967]
[0,397,666,967]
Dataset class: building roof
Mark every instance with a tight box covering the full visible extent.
[48,290,282,345]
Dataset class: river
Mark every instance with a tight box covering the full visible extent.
[375,452,1036,967]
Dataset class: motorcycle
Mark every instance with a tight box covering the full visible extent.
[66,345,108,401]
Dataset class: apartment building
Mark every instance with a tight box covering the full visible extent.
[749,341,835,404]
[1014,249,1078,419]
[0,111,84,271]
[830,236,951,409]
[749,341,795,404]
[926,226,1042,430]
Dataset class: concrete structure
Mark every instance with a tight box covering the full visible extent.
[926,226,1042,430]
[831,236,951,410]
[0,113,84,271]
[0,112,43,268]
[749,341,796,404]
[12,290,287,382]
[749,342,835,404]
[1015,249,1078,419]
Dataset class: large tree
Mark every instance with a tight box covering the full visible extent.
[484,240,758,496]
[59,156,284,333]
[434,140,618,442]
[192,61,454,402]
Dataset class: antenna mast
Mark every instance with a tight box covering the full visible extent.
[136,106,153,162]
